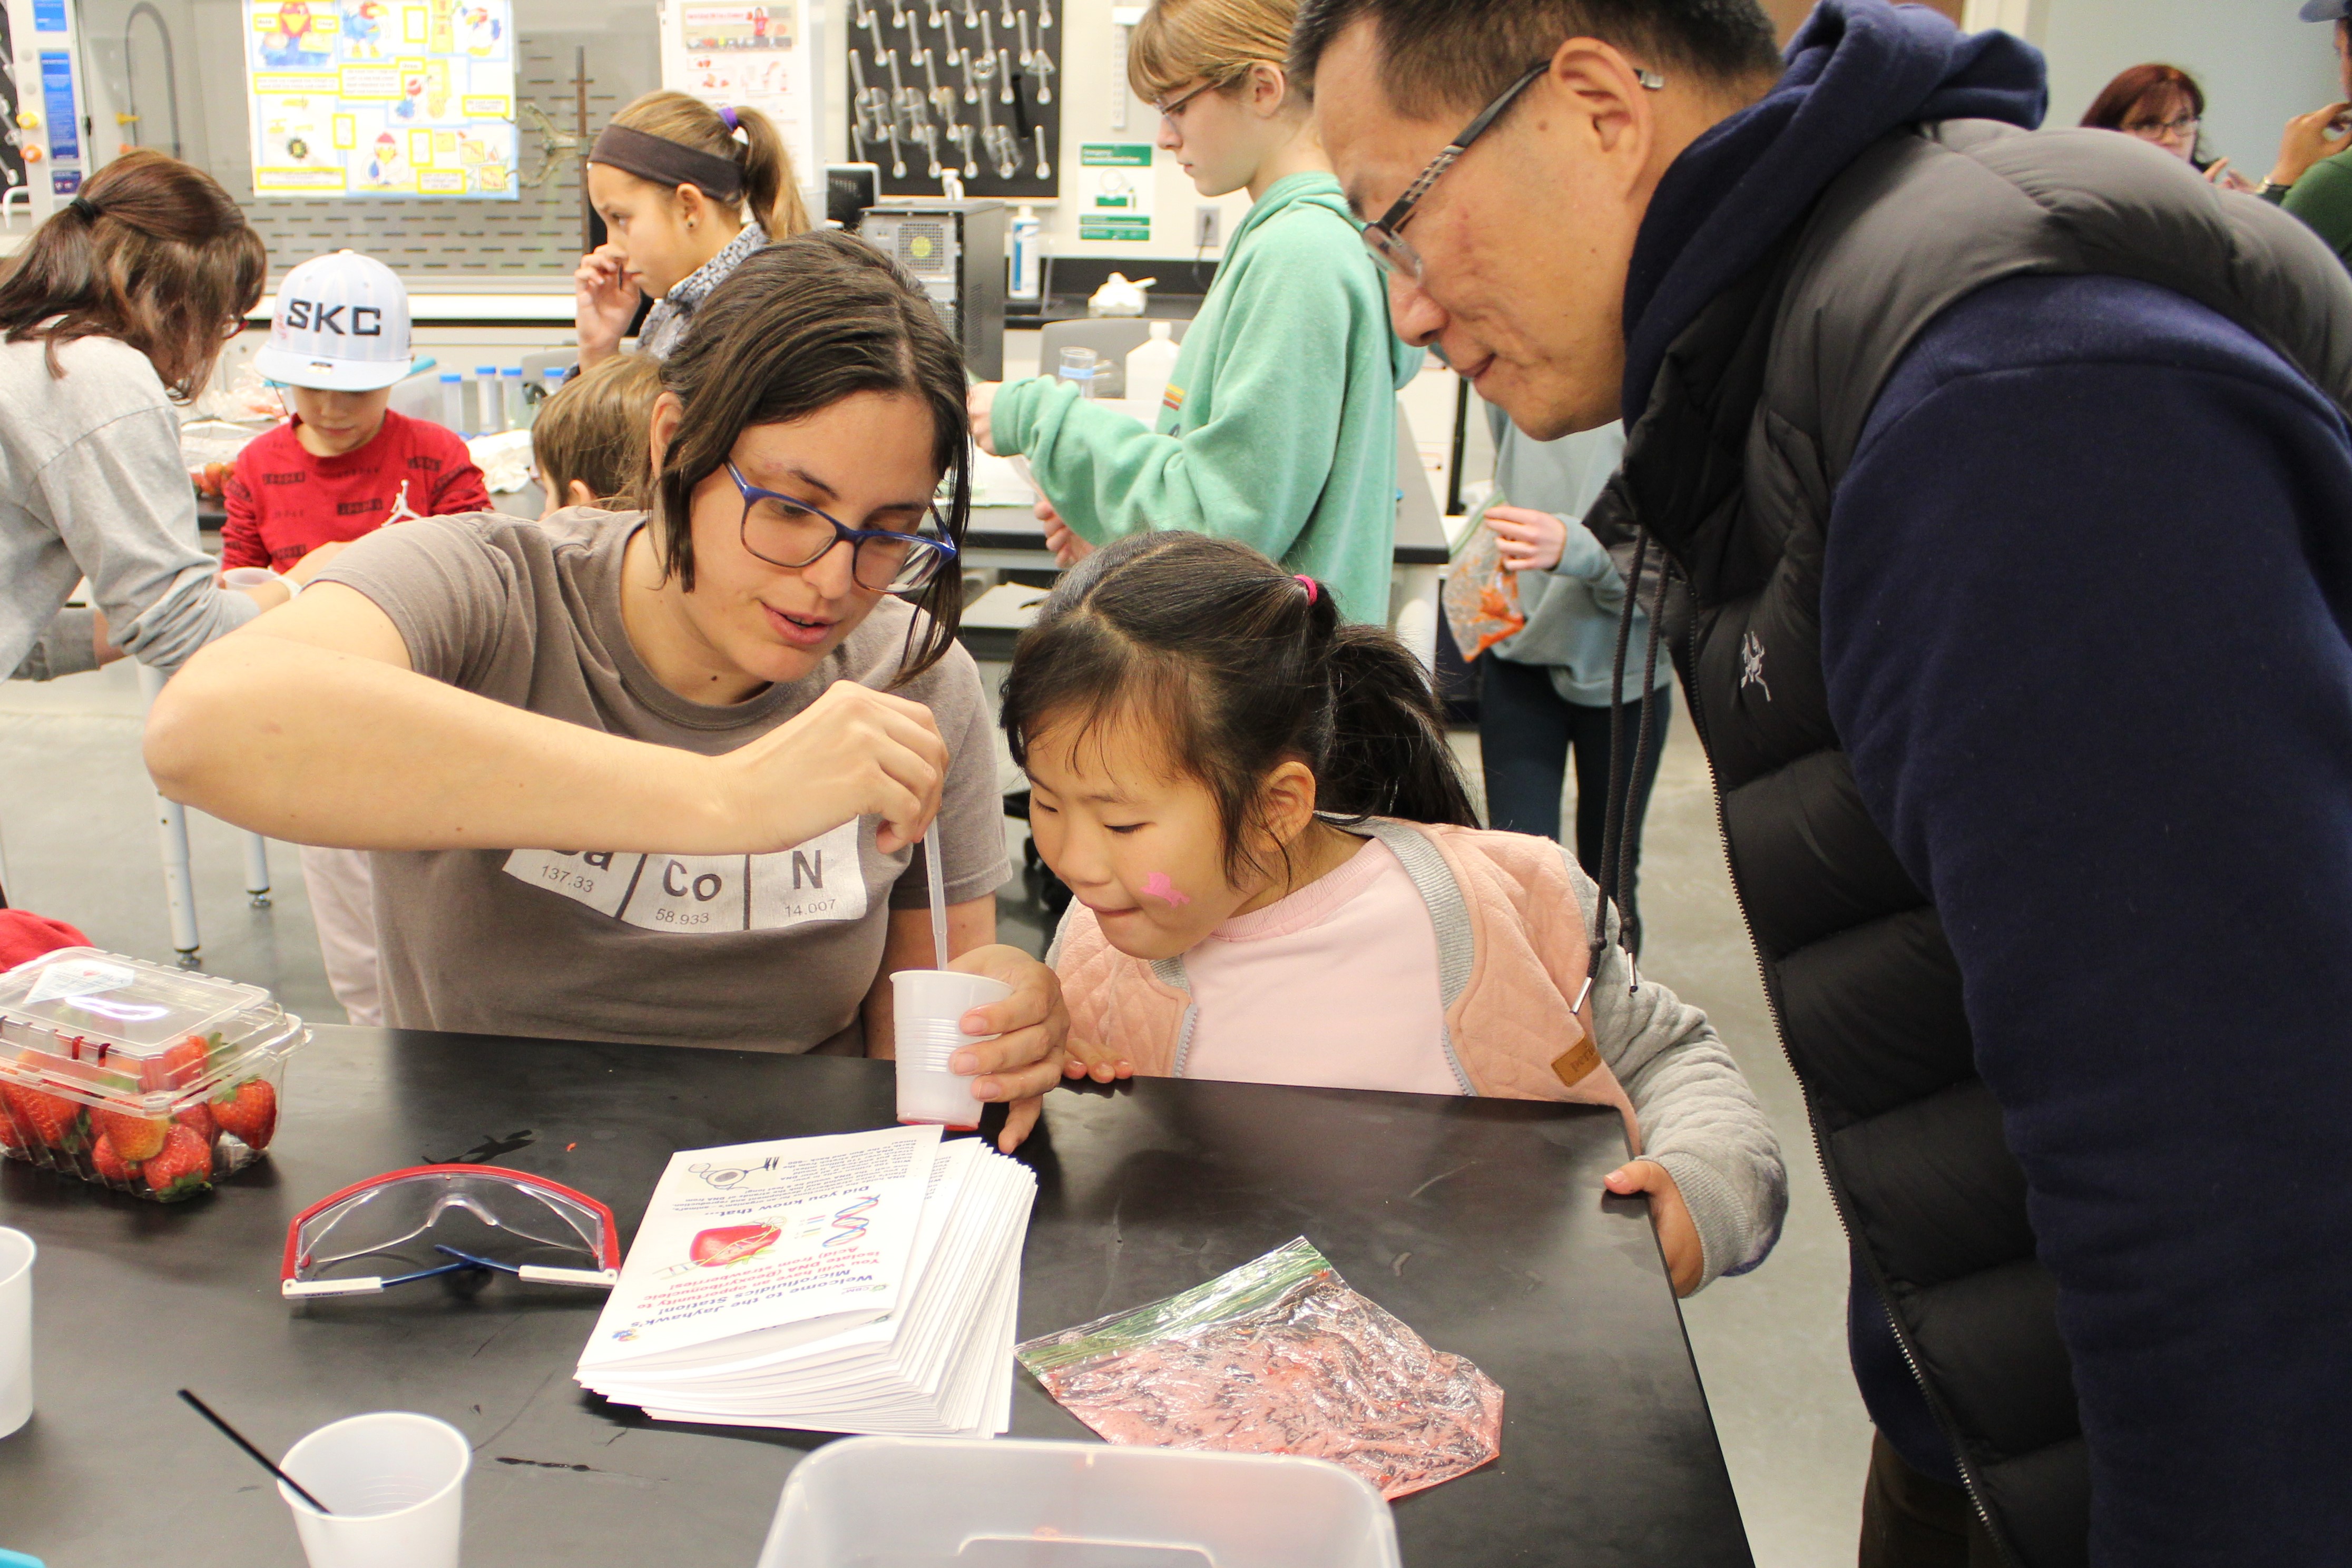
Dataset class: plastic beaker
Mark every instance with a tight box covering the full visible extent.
[1056,347,1100,399]
[278,1411,469,1568]
[0,1228,31,1439]
[890,971,1011,1130]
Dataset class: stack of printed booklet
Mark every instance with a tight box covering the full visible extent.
[575,1124,1036,1437]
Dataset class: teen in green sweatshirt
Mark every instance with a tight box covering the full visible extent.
[966,0,1419,624]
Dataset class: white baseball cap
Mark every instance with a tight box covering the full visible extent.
[255,249,415,392]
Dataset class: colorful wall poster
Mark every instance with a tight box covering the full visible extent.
[679,4,793,51]
[245,0,518,199]
[657,0,816,220]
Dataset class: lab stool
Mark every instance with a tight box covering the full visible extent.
[137,663,273,967]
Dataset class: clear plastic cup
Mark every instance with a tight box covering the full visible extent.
[0,1228,31,1439]
[890,971,1011,1131]
[1057,346,1100,399]
[278,1412,469,1568]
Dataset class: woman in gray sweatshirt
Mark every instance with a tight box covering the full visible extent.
[1476,409,1673,952]
[0,151,316,682]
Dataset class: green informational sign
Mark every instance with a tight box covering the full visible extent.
[1077,144,1155,243]
[1080,215,1153,242]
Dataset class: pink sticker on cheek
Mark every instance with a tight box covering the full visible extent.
[1140,872,1193,908]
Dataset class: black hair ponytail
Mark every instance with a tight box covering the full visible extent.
[1320,623,1477,825]
[1002,531,1475,885]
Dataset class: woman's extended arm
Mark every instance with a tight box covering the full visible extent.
[144,582,949,856]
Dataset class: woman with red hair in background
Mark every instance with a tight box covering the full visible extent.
[2082,63,2256,190]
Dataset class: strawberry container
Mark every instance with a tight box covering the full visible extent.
[0,949,307,1202]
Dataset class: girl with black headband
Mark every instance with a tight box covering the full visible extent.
[575,90,812,367]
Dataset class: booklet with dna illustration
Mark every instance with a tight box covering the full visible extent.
[575,1125,1035,1438]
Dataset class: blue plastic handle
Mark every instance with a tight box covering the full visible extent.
[0,1547,50,1567]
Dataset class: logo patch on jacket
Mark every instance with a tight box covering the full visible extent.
[1740,630,1772,701]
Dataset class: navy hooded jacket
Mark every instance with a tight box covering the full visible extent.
[1626,3,2352,1560]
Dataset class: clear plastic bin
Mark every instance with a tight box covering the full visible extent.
[757,1436,1402,1568]
[0,949,308,1202]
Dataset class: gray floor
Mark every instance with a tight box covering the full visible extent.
[0,661,1868,1566]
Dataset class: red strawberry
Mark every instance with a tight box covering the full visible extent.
[175,1100,218,1142]
[91,1103,170,1162]
[1,1079,86,1152]
[142,1123,213,1200]
[89,1131,140,1185]
[211,1079,276,1151]
[141,1036,211,1094]
[690,1223,780,1267]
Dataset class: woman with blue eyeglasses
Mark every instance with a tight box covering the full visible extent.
[145,232,1073,1153]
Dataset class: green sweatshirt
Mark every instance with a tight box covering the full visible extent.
[991,171,1423,622]
[2265,150,2352,270]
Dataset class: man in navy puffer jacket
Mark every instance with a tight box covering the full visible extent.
[1298,1,2352,1564]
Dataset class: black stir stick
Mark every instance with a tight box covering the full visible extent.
[177,1388,334,1513]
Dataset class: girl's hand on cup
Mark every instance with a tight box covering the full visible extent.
[714,681,948,856]
[574,244,640,368]
[1484,504,1569,573]
[946,944,1071,1151]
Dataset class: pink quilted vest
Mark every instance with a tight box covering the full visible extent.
[1051,819,1641,1151]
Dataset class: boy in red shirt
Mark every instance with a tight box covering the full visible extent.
[227,249,488,1026]
[221,249,488,572]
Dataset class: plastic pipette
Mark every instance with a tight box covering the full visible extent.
[924,820,949,970]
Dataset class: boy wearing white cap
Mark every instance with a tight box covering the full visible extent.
[223,249,489,1026]
[221,249,488,575]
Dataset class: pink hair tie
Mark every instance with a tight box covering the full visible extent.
[1295,574,1319,604]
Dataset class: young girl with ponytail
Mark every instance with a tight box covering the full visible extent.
[574,91,811,367]
[1002,532,1786,1295]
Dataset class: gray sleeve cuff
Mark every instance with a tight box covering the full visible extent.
[1572,850,1790,1292]
[1652,1150,1753,1294]
[11,607,102,681]
[118,566,261,676]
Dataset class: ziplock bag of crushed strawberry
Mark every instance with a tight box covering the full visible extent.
[1015,1237,1503,1500]
[1439,491,1527,660]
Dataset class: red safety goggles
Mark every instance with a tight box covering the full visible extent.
[281,1164,620,1299]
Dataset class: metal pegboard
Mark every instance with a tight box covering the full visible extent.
[846,0,1057,200]
[236,32,650,278]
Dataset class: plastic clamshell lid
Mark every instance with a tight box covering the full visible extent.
[0,948,278,1058]
[0,948,305,1111]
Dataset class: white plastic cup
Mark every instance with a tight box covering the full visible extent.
[891,971,1012,1131]
[278,1412,469,1568]
[0,1227,32,1439]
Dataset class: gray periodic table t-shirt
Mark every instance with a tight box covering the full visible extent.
[316,508,1009,1053]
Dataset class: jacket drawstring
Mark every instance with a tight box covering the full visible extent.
[1587,525,1674,1002]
